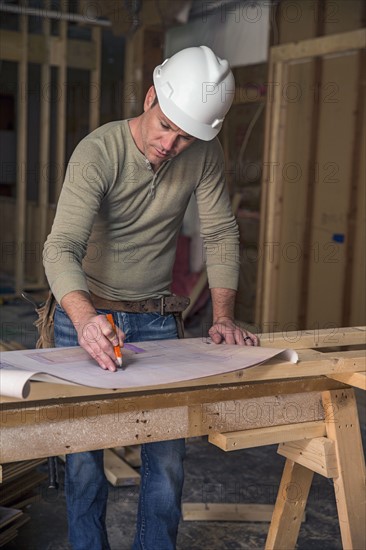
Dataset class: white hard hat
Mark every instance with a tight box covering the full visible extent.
[153,46,235,141]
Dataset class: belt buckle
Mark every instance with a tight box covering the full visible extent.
[160,296,165,315]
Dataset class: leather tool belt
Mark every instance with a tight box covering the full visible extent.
[90,292,190,315]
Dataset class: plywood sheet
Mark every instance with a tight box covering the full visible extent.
[306,52,358,326]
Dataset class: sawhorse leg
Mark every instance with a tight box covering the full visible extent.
[265,459,313,549]
[266,388,366,549]
[322,388,366,549]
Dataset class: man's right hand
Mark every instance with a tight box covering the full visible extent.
[75,313,125,371]
[60,291,125,371]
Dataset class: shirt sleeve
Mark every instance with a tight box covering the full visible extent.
[43,134,111,303]
[194,139,240,291]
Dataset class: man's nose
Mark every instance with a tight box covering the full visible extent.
[161,133,177,151]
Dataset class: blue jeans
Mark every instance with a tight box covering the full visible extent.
[54,305,186,550]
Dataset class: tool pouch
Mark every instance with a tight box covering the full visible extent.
[34,290,57,348]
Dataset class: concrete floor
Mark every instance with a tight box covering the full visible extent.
[1,296,365,550]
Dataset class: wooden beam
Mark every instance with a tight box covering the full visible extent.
[14,13,28,296]
[256,58,288,324]
[112,445,142,468]
[278,436,338,478]
[258,326,366,349]
[89,26,101,132]
[271,29,366,62]
[103,449,140,487]
[326,371,366,390]
[182,503,276,523]
[37,0,51,285]
[1,347,361,406]
[0,30,98,71]
[209,421,326,451]
[54,10,67,200]
[123,28,144,119]
[0,391,325,463]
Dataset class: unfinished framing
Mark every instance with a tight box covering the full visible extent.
[256,29,366,331]
[0,1,102,295]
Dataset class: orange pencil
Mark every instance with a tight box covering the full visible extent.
[106,313,123,368]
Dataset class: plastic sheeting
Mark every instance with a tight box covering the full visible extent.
[165,1,270,67]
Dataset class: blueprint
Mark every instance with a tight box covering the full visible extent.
[0,338,298,399]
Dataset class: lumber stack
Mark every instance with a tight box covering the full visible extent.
[0,460,47,547]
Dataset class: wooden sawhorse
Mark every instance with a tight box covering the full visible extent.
[1,327,365,549]
[208,328,365,549]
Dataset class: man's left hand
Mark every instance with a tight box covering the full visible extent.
[208,317,259,346]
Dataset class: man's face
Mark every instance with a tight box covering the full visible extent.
[139,90,196,169]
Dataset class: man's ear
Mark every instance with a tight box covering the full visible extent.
[143,86,157,111]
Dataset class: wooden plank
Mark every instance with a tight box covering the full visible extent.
[342,49,365,326]
[209,421,326,451]
[54,11,67,200]
[306,51,359,327]
[14,13,28,296]
[124,445,142,468]
[103,449,140,487]
[0,506,23,529]
[260,59,288,324]
[89,25,101,132]
[265,459,314,550]
[189,348,365,387]
[278,436,338,478]
[123,28,144,119]
[37,0,51,286]
[271,29,366,62]
[0,30,97,70]
[0,392,326,463]
[1,347,362,407]
[112,446,142,468]
[326,371,366,390]
[258,326,366,349]
[255,50,275,325]
[322,388,366,549]
[0,513,29,546]
[0,471,47,505]
[182,503,276,523]
[1,459,47,483]
[0,364,347,405]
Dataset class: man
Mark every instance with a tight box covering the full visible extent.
[44,45,258,550]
